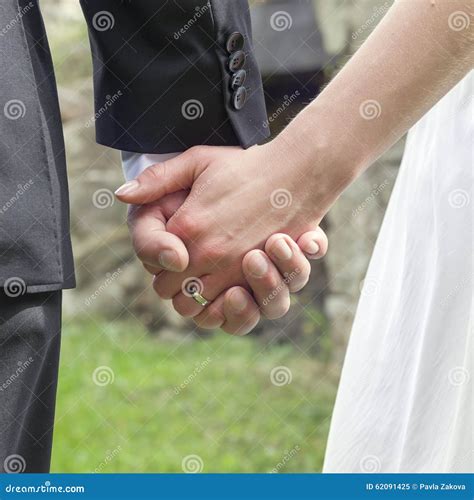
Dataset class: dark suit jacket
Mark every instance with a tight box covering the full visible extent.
[0,0,74,293]
[0,0,268,292]
[80,0,269,153]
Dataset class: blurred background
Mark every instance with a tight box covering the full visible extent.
[41,0,404,472]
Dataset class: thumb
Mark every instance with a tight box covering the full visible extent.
[115,148,208,204]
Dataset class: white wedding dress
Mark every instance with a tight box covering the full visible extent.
[323,71,473,473]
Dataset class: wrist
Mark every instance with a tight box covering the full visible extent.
[268,107,362,218]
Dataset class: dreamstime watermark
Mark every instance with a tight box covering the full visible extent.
[85,90,123,128]
[360,455,381,472]
[92,366,115,386]
[270,445,301,473]
[175,179,212,215]
[352,180,389,217]
[181,99,204,120]
[264,91,300,128]
[173,4,210,39]
[448,367,470,386]
[441,274,472,308]
[3,277,26,298]
[3,454,26,473]
[359,99,382,120]
[270,366,292,386]
[0,358,34,392]
[84,268,123,306]
[352,2,390,40]
[0,2,34,37]
[0,179,34,215]
[4,99,26,120]
[448,189,470,209]
[92,188,115,209]
[181,454,204,473]
[270,11,293,31]
[92,11,115,31]
[262,268,301,307]
[359,278,379,296]
[181,277,205,298]
[94,445,122,473]
[448,11,470,31]
[270,189,292,209]
[174,357,212,396]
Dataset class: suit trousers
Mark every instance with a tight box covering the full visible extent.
[0,291,62,473]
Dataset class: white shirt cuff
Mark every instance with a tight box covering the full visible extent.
[121,151,181,181]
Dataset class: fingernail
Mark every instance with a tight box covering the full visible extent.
[229,290,247,313]
[247,252,269,278]
[115,180,139,196]
[159,250,180,271]
[306,240,320,255]
[272,238,292,260]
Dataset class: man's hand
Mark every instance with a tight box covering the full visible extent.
[126,192,327,335]
[127,191,190,275]
[191,230,328,335]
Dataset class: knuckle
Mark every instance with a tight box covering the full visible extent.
[172,296,198,318]
[168,213,199,240]
[193,240,227,267]
[260,273,282,292]
[194,310,224,329]
[141,163,164,184]
[153,278,174,300]
[264,297,291,320]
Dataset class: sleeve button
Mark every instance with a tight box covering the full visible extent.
[226,32,245,53]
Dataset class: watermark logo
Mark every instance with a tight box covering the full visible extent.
[270,366,292,386]
[92,366,115,386]
[448,189,470,209]
[93,11,115,31]
[181,454,204,473]
[448,11,470,31]
[93,188,115,209]
[4,454,26,473]
[359,278,378,297]
[270,11,293,31]
[181,277,205,298]
[270,189,292,209]
[4,277,26,298]
[360,455,381,472]
[359,99,381,120]
[4,100,26,120]
[181,99,204,120]
[448,367,470,386]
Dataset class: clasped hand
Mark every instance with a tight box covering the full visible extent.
[115,145,328,335]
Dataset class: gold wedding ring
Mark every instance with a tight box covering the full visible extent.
[192,291,210,307]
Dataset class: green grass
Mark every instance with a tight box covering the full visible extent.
[52,319,337,473]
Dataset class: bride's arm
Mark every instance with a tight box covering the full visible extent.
[274,0,473,208]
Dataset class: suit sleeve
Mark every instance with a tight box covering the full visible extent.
[79,0,269,154]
